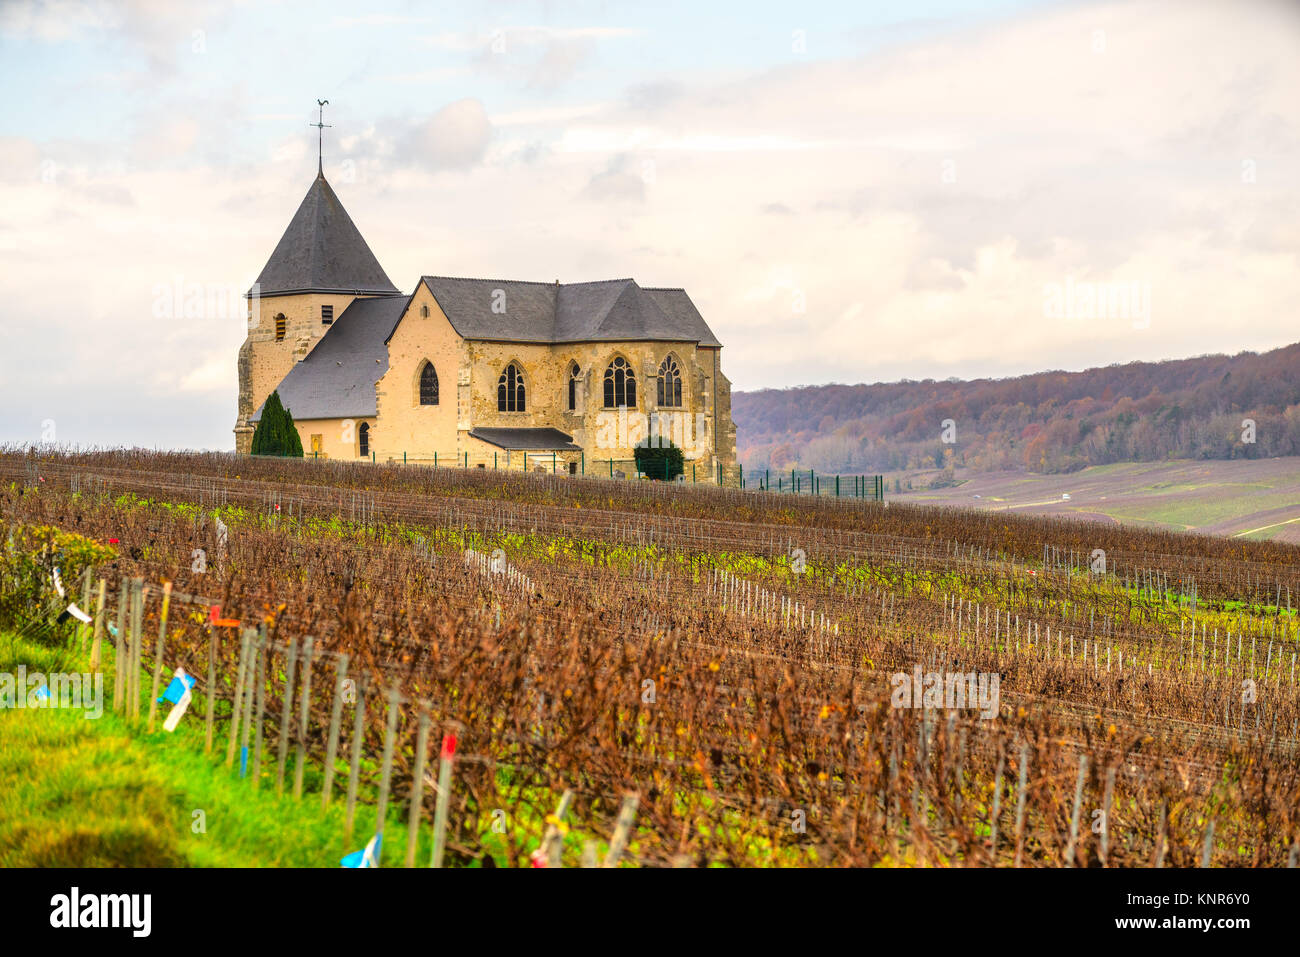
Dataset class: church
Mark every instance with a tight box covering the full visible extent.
[235,159,738,479]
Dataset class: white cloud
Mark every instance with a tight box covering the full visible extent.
[374,67,468,86]
[2,0,1298,449]
[0,0,118,41]
[398,99,493,170]
[556,128,826,153]
[419,25,641,51]
[416,24,642,90]
[489,103,610,127]
[325,14,436,29]
[178,356,229,394]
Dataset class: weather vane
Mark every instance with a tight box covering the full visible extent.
[310,99,331,175]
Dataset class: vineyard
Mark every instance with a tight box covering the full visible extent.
[3,447,1300,867]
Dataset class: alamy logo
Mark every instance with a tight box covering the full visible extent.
[1043,277,1150,329]
[593,409,710,457]
[890,666,1000,719]
[0,667,103,719]
[49,887,151,937]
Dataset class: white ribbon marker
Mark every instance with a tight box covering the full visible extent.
[163,689,193,732]
[161,666,196,732]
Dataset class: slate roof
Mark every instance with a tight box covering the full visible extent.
[467,428,582,451]
[404,277,721,347]
[249,173,399,297]
[251,295,407,422]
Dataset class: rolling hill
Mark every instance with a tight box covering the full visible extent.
[733,342,1300,476]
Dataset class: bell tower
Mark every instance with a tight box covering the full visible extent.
[234,103,400,452]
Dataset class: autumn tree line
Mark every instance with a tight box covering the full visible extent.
[734,341,1300,475]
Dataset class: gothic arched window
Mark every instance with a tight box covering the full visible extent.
[419,362,439,406]
[567,361,580,411]
[498,363,526,412]
[603,356,636,409]
[657,355,683,408]
[358,422,370,458]
[274,313,287,341]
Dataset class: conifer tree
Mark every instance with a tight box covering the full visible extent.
[250,391,303,456]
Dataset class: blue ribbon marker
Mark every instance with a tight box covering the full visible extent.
[158,671,196,704]
[341,833,382,868]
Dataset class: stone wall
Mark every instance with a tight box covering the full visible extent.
[291,416,377,461]
[462,338,730,468]
[372,283,462,462]
[234,291,360,452]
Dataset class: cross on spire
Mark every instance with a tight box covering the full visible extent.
[310,99,331,175]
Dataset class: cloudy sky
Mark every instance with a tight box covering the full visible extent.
[1,0,1297,450]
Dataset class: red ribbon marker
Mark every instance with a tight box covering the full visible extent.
[440,734,457,759]
[208,605,241,628]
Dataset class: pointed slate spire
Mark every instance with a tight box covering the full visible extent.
[248,173,399,297]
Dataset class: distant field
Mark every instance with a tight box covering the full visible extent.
[890,458,1300,542]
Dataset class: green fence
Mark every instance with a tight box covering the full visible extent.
[286,451,884,500]
[743,468,884,500]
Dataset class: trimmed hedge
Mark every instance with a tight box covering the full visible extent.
[634,440,685,481]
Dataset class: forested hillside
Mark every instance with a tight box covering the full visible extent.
[734,342,1300,475]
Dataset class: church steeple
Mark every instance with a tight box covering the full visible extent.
[247,172,398,298]
[235,108,399,454]
[247,102,396,299]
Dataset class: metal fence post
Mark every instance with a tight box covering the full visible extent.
[90,579,107,672]
[204,623,217,752]
[430,732,457,868]
[344,674,369,845]
[147,582,172,732]
[295,637,317,798]
[226,629,251,768]
[275,637,299,794]
[322,653,349,810]
[406,708,431,868]
[372,686,401,868]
